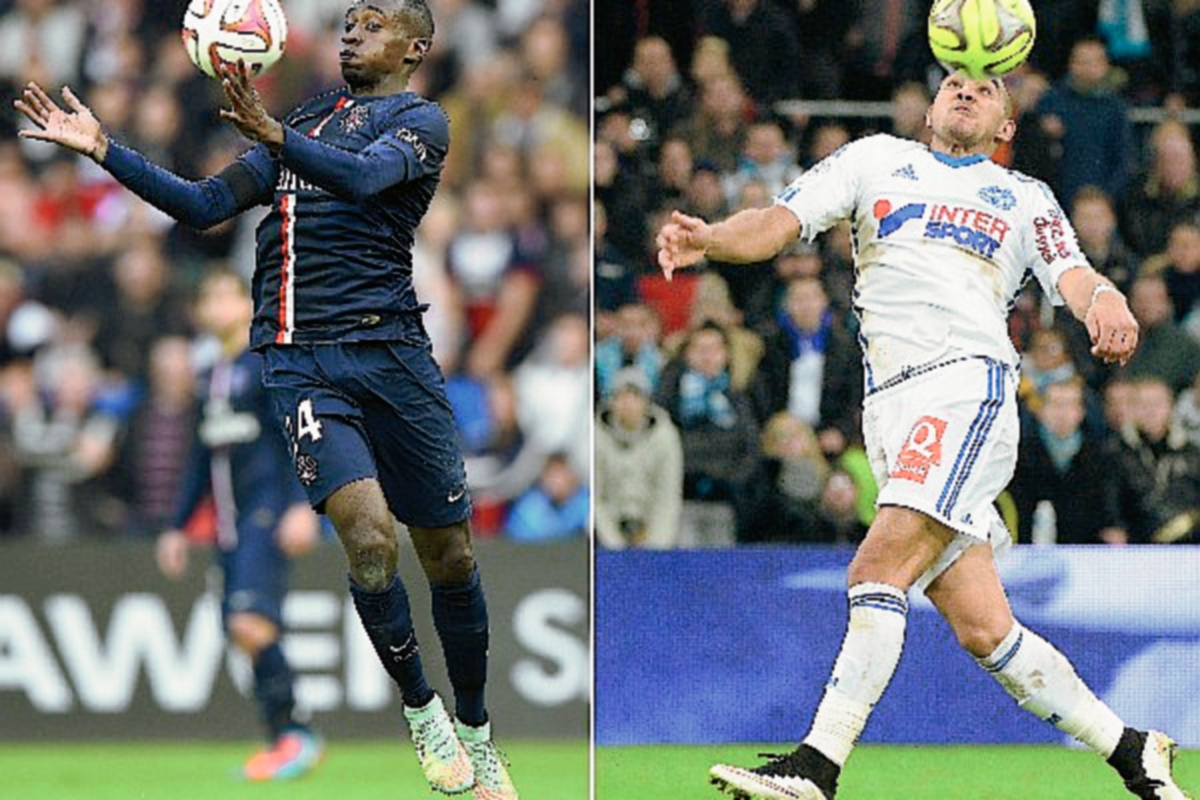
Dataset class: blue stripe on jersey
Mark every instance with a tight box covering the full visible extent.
[983,630,1024,673]
[937,359,1005,517]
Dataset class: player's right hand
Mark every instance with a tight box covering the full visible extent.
[14,82,108,162]
[655,210,711,281]
[156,530,190,579]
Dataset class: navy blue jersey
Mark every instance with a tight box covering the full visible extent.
[102,87,450,350]
[172,348,307,548]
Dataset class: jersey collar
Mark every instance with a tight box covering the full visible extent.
[933,150,990,168]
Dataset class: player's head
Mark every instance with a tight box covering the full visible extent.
[926,71,1016,156]
[196,267,252,341]
[342,0,434,91]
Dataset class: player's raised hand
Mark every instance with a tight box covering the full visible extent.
[14,82,108,161]
[219,60,284,150]
[656,210,711,281]
[1086,289,1139,366]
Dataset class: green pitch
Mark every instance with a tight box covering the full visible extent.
[597,743,1200,799]
[0,739,587,800]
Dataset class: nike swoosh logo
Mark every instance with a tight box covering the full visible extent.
[447,488,466,503]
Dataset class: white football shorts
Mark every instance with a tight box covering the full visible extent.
[862,356,1018,588]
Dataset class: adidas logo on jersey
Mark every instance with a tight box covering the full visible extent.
[892,164,918,180]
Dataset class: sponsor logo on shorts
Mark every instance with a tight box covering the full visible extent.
[874,198,1010,259]
[892,415,948,484]
[295,454,319,486]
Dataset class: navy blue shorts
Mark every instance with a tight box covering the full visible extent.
[261,341,471,528]
[219,514,288,628]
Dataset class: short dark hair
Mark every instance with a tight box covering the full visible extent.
[392,0,434,39]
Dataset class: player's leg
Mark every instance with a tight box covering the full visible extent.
[262,345,472,794]
[409,521,516,800]
[221,532,321,781]
[359,339,516,799]
[926,545,1191,800]
[711,505,953,800]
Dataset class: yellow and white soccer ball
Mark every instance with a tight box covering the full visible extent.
[928,0,1036,80]
[181,0,288,79]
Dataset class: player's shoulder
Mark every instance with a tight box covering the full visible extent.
[376,92,449,144]
[994,163,1065,210]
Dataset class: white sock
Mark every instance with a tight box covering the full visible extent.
[977,622,1124,757]
[803,582,908,766]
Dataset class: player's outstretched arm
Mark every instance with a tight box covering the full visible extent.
[16,81,265,230]
[656,205,801,280]
[15,82,108,161]
[1058,266,1139,366]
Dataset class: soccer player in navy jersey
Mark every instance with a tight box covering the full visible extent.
[156,268,323,781]
[16,1,517,796]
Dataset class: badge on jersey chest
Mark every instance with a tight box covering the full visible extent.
[339,105,370,134]
[892,415,948,484]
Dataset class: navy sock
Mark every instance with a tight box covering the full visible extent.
[431,566,489,726]
[253,641,297,740]
[349,575,435,709]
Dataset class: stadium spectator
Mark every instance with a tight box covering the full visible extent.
[594,366,683,550]
[700,0,801,106]
[511,312,591,490]
[889,81,933,145]
[109,334,197,539]
[0,0,86,98]
[1173,367,1200,449]
[811,467,870,544]
[1119,118,1200,258]
[593,135,653,263]
[669,72,753,175]
[10,342,119,541]
[721,120,802,211]
[446,179,541,378]
[594,302,664,402]
[745,411,831,543]
[592,200,639,317]
[1033,36,1134,209]
[1071,185,1138,293]
[1108,376,1200,544]
[661,273,766,403]
[1141,220,1200,327]
[756,276,863,450]
[655,321,760,547]
[503,451,588,543]
[91,236,193,387]
[839,0,923,101]
[609,36,693,160]
[1124,273,1200,393]
[1009,377,1121,544]
[1167,0,1200,106]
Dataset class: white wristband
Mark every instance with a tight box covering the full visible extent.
[1090,283,1119,307]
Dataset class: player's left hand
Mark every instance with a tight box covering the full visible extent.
[1085,289,1139,366]
[219,60,284,150]
[276,503,320,559]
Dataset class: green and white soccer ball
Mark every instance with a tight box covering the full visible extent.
[928,0,1037,80]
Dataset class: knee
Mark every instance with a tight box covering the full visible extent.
[412,522,475,584]
[227,613,278,657]
[339,516,398,590]
[954,619,1011,659]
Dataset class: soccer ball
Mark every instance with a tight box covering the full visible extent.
[181,0,288,80]
[928,0,1036,80]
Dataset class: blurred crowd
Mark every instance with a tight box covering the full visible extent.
[0,0,590,544]
[595,0,1200,549]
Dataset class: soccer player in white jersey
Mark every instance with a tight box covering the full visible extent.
[657,72,1190,800]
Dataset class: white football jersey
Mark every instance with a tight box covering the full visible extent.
[775,133,1087,389]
